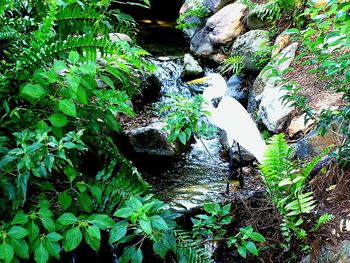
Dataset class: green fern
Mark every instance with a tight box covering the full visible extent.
[219,55,245,75]
[260,134,331,244]
[175,230,214,263]
[176,0,210,30]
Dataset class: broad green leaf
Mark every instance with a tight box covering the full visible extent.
[178,132,187,145]
[21,84,46,99]
[41,70,58,84]
[237,246,247,258]
[59,99,77,117]
[109,220,128,244]
[114,207,133,218]
[8,226,29,239]
[84,225,100,251]
[27,221,39,243]
[0,241,14,263]
[57,213,77,225]
[139,218,152,235]
[38,207,53,218]
[58,192,72,210]
[34,242,49,263]
[79,62,96,75]
[46,232,63,242]
[89,186,102,204]
[245,241,258,256]
[203,203,214,213]
[76,86,88,104]
[66,75,81,93]
[10,237,29,259]
[48,113,68,128]
[99,75,115,89]
[17,173,29,200]
[11,212,28,225]
[250,232,266,242]
[119,246,135,263]
[53,60,66,72]
[63,165,77,182]
[43,239,60,259]
[63,227,82,252]
[68,51,80,65]
[40,217,56,232]
[77,192,93,213]
[131,248,143,263]
[89,214,114,230]
[151,215,168,230]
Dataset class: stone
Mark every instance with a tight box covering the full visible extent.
[288,114,315,138]
[181,53,204,80]
[230,30,270,71]
[127,121,187,157]
[257,87,296,132]
[204,0,235,13]
[301,240,350,263]
[206,3,247,45]
[271,32,291,57]
[225,75,248,104]
[109,33,132,44]
[248,42,299,113]
[190,3,247,62]
[294,127,339,159]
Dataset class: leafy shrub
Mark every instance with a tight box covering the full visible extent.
[0,0,187,262]
[160,94,215,145]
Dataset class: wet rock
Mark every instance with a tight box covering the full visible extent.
[109,33,132,44]
[248,42,299,113]
[126,121,187,157]
[257,87,296,132]
[190,3,247,62]
[138,73,162,103]
[301,240,350,263]
[230,30,270,72]
[181,53,204,80]
[225,75,248,104]
[288,113,315,139]
[246,9,271,30]
[294,128,338,159]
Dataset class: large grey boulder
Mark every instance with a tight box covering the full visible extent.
[301,240,350,263]
[230,30,270,71]
[257,87,295,132]
[190,3,247,62]
[181,53,204,80]
[127,121,187,157]
[248,42,299,113]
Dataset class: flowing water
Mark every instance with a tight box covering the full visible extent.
[142,56,229,211]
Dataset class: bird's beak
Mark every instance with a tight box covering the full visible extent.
[186,76,210,84]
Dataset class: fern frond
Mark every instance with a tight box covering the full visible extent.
[219,55,245,75]
[285,191,316,216]
[17,35,117,71]
[254,2,282,20]
[175,230,214,263]
[176,0,209,30]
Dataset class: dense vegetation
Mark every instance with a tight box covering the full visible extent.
[0,0,349,262]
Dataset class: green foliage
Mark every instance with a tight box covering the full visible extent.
[191,203,265,259]
[160,94,215,145]
[269,1,350,169]
[260,134,331,248]
[219,55,245,76]
[0,0,193,262]
[176,0,210,30]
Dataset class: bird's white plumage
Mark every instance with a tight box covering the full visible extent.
[200,73,266,163]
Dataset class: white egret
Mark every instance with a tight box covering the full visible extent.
[187,73,267,188]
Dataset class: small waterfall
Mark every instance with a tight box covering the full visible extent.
[150,57,192,99]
